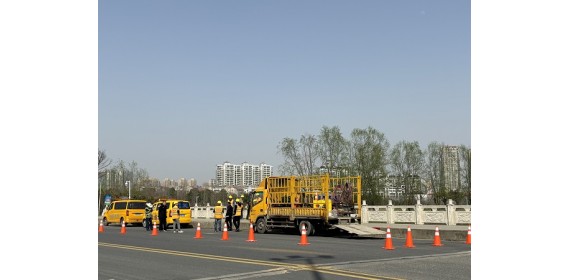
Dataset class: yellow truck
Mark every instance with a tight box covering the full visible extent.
[249,174,378,236]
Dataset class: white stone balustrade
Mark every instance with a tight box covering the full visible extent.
[191,199,471,226]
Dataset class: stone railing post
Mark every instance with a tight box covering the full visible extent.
[361,200,368,224]
[205,205,211,219]
[387,200,393,224]
[415,199,423,225]
[447,199,455,225]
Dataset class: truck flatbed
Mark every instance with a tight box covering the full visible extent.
[332,224,386,238]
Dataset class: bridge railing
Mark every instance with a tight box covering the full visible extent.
[191,199,471,226]
[360,199,471,225]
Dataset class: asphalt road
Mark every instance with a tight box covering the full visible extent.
[98,224,471,280]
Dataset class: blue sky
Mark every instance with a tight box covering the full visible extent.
[98,0,471,184]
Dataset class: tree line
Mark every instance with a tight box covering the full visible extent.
[277,125,470,206]
[98,125,470,213]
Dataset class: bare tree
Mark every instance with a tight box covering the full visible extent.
[278,137,304,176]
[424,142,445,204]
[350,126,390,204]
[98,149,112,178]
[318,126,348,176]
[459,145,471,204]
[389,141,424,204]
[299,134,320,175]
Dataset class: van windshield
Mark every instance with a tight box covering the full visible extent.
[128,202,146,209]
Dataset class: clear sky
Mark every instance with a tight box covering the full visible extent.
[98,0,471,184]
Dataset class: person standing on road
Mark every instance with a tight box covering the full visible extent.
[213,200,223,232]
[228,195,234,207]
[233,199,243,232]
[158,200,168,231]
[145,202,153,231]
[225,200,233,231]
[172,202,183,233]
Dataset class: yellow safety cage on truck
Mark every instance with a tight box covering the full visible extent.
[248,174,362,236]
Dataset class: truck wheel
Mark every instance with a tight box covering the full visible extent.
[299,221,314,236]
[255,218,267,234]
[103,217,109,226]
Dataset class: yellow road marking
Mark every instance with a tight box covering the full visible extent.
[99,242,403,280]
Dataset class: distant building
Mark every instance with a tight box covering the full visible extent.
[442,146,460,191]
[215,161,274,187]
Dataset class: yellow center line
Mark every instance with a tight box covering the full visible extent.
[99,242,403,280]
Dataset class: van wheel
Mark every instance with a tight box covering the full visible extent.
[299,220,314,236]
[255,218,267,234]
[142,220,147,228]
[120,217,124,226]
[103,217,109,226]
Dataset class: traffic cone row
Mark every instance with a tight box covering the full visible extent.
[246,222,256,242]
[194,223,203,239]
[377,225,474,250]
[103,221,471,248]
[298,224,310,245]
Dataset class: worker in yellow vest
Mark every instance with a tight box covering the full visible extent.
[233,198,243,232]
[213,200,223,232]
[172,203,182,233]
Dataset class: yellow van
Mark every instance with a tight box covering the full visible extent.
[102,199,147,226]
[148,200,192,229]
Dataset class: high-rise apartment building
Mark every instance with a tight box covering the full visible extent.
[442,146,460,191]
[215,161,273,187]
[260,163,273,181]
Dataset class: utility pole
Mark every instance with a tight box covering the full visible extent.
[125,180,131,199]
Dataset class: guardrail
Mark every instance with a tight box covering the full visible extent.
[360,199,471,225]
[190,199,470,226]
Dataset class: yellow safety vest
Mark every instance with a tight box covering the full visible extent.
[171,206,180,219]
[214,206,223,219]
[234,205,243,217]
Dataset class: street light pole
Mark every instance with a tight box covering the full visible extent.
[125,180,131,199]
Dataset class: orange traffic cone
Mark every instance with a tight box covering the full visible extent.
[120,220,126,235]
[194,223,203,239]
[221,223,229,240]
[246,222,256,242]
[465,225,471,245]
[298,224,310,246]
[404,226,415,248]
[151,221,158,236]
[432,226,443,246]
[383,227,395,250]
[99,220,104,233]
